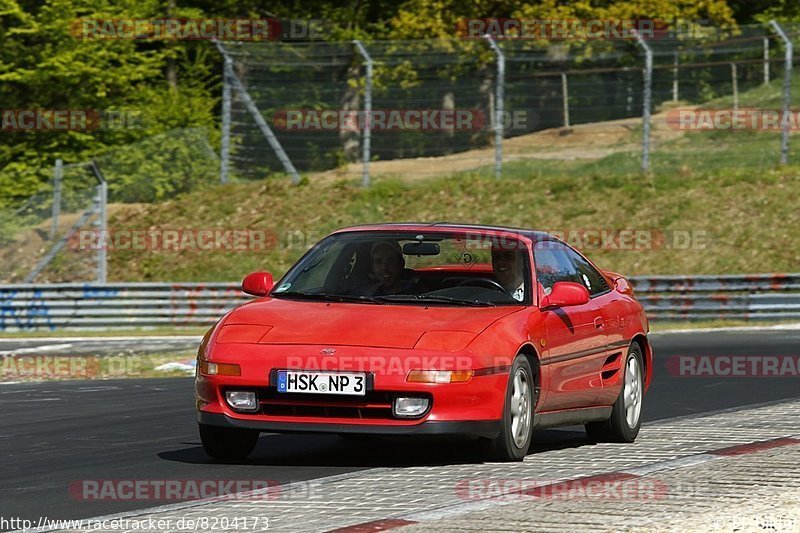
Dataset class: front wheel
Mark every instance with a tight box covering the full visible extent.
[585,343,644,443]
[484,354,535,461]
[199,424,259,460]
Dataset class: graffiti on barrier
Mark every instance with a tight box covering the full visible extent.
[0,289,54,331]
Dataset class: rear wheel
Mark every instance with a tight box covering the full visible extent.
[585,343,644,443]
[199,424,259,460]
[485,354,535,461]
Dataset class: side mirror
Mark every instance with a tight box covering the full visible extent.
[541,281,590,308]
[614,276,634,296]
[602,270,634,296]
[242,271,274,296]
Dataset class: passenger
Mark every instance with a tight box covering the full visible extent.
[491,246,525,302]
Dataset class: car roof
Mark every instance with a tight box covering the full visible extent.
[331,222,554,243]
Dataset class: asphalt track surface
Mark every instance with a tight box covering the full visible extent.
[1,329,799,529]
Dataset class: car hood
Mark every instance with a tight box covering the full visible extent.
[221,297,520,349]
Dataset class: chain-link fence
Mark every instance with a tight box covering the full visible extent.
[219,22,800,184]
[0,127,218,283]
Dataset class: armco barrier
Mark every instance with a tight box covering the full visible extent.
[631,273,800,320]
[0,283,249,331]
[0,274,799,331]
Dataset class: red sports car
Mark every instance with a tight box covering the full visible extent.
[195,223,652,461]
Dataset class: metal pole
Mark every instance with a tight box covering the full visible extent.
[764,37,770,85]
[770,20,792,165]
[23,207,97,283]
[214,41,301,184]
[561,73,570,128]
[220,55,232,184]
[89,161,107,284]
[353,40,372,187]
[672,51,679,102]
[50,158,63,240]
[731,63,738,111]
[484,36,504,179]
[634,32,653,172]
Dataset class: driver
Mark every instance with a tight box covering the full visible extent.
[362,240,417,296]
[491,245,525,302]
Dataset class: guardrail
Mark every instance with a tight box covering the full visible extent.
[1,274,799,331]
[0,283,248,331]
[631,273,800,320]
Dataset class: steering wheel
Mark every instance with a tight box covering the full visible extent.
[457,278,507,292]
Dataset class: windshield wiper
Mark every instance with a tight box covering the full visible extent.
[373,294,496,307]
[273,291,384,304]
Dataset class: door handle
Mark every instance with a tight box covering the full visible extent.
[594,317,605,329]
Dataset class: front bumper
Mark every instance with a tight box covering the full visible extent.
[198,411,502,438]
[196,343,511,433]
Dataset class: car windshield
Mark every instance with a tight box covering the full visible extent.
[271,231,531,306]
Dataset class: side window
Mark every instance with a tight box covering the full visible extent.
[563,246,610,296]
[533,242,581,294]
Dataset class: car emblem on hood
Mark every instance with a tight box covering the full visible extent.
[321,348,336,355]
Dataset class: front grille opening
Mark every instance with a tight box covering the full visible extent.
[262,403,394,419]
[253,388,417,420]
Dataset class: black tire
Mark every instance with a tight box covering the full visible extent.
[199,424,259,460]
[585,343,644,443]
[484,354,536,461]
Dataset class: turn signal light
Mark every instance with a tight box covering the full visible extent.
[406,370,473,383]
[199,361,241,376]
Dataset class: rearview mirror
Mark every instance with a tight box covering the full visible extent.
[402,242,440,256]
[242,271,274,296]
[541,281,590,308]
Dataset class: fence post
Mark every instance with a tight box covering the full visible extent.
[561,73,570,128]
[770,20,792,165]
[220,54,232,184]
[353,40,373,187]
[731,63,739,110]
[484,36,504,179]
[214,41,301,184]
[89,161,107,284]
[672,51,679,102]
[763,36,770,85]
[634,32,653,172]
[50,158,63,240]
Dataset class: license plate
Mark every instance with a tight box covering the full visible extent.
[276,370,366,396]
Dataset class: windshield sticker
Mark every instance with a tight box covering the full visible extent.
[274,282,291,293]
